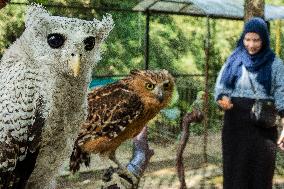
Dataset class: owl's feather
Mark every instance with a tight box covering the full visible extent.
[80,83,144,140]
[70,69,174,173]
[0,3,113,189]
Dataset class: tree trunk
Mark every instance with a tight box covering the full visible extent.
[0,0,9,9]
[244,0,265,21]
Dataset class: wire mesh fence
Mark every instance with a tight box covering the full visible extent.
[1,2,284,188]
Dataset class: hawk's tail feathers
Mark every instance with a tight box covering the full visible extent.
[69,143,90,173]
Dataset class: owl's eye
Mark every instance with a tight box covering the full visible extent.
[145,83,155,90]
[163,82,170,89]
[47,33,65,49]
[84,36,96,51]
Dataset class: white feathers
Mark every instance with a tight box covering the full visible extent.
[0,4,113,188]
[25,3,49,28]
[94,13,114,41]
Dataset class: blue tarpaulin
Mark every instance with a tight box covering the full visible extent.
[89,78,118,89]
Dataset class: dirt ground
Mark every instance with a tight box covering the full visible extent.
[57,133,284,189]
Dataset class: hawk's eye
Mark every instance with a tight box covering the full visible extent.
[84,36,96,51]
[47,33,65,49]
[145,83,155,90]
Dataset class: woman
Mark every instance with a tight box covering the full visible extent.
[215,17,284,189]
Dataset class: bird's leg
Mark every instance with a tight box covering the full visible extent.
[103,151,134,184]
[102,128,153,188]
[109,151,123,169]
[109,152,130,176]
[102,152,123,182]
[109,151,135,181]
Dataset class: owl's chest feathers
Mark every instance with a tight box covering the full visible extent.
[91,109,157,154]
[109,105,161,146]
[43,77,88,151]
[88,121,146,155]
[50,77,88,114]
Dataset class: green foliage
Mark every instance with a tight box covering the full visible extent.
[276,150,284,175]
[148,15,191,74]
[1,0,283,141]
[266,0,284,5]
[175,76,202,112]
[0,4,25,58]
[94,11,145,75]
[147,114,180,144]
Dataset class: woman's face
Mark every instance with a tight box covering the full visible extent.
[243,32,262,55]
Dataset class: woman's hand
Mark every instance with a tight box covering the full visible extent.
[217,96,233,110]
[277,118,284,150]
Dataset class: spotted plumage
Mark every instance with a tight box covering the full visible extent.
[0,4,113,189]
[70,69,175,173]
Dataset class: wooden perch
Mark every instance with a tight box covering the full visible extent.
[176,110,204,189]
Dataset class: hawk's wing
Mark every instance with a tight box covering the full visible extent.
[78,83,144,141]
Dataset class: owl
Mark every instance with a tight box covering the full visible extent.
[69,69,175,174]
[0,4,113,189]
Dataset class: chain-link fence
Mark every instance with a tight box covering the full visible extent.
[1,1,284,188]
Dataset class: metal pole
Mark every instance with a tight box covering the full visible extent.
[203,15,210,164]
[144,10,150,70]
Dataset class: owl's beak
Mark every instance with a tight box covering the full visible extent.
[70,54,81,77]
[156,89,164,103]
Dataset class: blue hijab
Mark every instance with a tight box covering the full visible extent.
[220,17,275,95]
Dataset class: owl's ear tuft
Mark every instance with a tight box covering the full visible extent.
[161,69,169,75]
[25,3,49,28]
[93,13,114,42]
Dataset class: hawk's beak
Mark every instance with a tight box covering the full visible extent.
[70,54,81,77]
